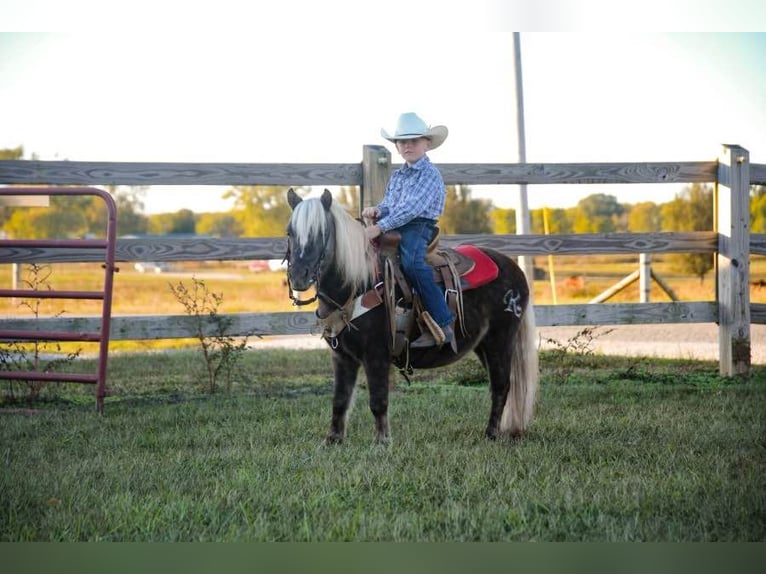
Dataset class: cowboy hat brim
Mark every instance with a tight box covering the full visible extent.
[381,125,448,150]
[381,112,449,150]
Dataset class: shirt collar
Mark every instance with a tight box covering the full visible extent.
[401,154,431,171]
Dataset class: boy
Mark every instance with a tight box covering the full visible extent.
[362,112,455,348]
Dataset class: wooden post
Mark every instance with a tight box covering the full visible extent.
[361,145,391,217]
[716,144,751,376]
[588,270,639,304]
[639,253,651,303]
[650,270,679,301]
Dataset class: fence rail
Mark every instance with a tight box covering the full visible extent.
[0,159,720,186]
[1,144,764,376]
[0,231,724,263]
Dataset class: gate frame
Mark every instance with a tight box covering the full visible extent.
[0,187,118,412]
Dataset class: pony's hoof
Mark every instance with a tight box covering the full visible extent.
[374,434,391,447]
[325,433,344,445]
[485,427,499,441]
[508,429,525,441]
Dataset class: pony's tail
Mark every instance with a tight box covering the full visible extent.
[500,301,539,437]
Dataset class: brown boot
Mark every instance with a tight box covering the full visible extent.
[410,324,454,348]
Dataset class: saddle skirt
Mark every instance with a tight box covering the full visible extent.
[444,244,499,290]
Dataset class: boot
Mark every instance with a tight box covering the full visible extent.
[410,324,454,348]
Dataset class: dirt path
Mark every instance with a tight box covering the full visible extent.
[537,323,765,365]
[248,323,766,365]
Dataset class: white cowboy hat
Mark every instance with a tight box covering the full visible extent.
[381,112,448,150]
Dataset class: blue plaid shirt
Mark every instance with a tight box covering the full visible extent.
[376,155,446,233]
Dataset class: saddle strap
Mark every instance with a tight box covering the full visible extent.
[384,257,414,357]
[436,251,468,337]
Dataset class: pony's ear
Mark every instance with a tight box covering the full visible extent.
[320,189,332,211]
[287,188,302,210]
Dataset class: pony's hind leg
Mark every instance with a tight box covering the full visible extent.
[476,344,512,440]
[328,350,360,444]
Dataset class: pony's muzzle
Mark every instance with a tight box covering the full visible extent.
[287,266,315,292]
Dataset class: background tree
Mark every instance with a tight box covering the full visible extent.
[4,196,88,239]
[81,185,149,237]
[627,201,662,232]
[751,185,766,233]
[491,207,516,234]
[148,209,196,235]
[0,146,24,228]
[571,193,624,233]
[224,185,294,237]
[440,185,492,234]
[661,183,715,282]
[112,186,149,236]
[0,146,150,238]
[1,145,89,239]
[531,207,572,234]
[0,145,23,160]
[197,212,243,237]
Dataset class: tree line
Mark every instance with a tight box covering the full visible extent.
[3,145,765,281]
[4,181,765,239]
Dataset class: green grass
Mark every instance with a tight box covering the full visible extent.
[1,350,764,541]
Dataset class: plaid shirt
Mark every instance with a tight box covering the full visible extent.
[376,155,446,233]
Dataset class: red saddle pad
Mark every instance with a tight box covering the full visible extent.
[455,245,499,290]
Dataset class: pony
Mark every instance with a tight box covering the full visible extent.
[285,189,538,444]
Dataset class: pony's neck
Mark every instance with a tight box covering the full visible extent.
[318,263,356,313]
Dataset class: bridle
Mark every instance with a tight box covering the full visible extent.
[285,224,331,307]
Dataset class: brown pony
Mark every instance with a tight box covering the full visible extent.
[286,189,538,444]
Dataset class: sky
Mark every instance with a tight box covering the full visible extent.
[1,2,765,214]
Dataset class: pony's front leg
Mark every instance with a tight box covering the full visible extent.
[327,350,360,444]
[364,359,391,445]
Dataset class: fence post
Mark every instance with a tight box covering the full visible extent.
[716,144,751,376]
[639,253,651,303]
[362,145,391,216]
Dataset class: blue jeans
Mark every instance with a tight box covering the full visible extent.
[398,219,455,328]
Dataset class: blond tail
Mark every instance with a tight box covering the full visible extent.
[500,302,539,437]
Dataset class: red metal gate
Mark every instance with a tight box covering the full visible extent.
[0,187,117,412]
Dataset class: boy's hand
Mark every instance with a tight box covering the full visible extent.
[361,206,379,220]
[365,224,382,241]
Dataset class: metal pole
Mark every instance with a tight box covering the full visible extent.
[543,207,557,305]
[512,33,534,295]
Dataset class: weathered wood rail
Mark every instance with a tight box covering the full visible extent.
[1,144,764,376]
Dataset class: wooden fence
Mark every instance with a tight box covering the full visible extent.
[1,144,765,376]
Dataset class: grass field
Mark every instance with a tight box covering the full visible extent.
[2,254,765,541]
[1,349,764,541]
